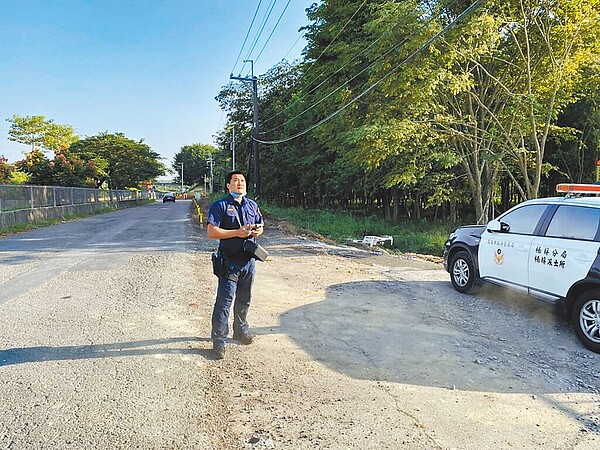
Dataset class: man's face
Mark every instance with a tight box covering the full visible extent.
[227,174,246,195]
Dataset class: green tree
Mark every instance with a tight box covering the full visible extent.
[8,170,29,185]
[298,0,440,213]
[173,143,219,188]
[15,143,105,188]
[215,79,255,186]
[352,0,600,222]
[8,115,94,186]
[0,155,10,183]
[214,0,600,225]
[545,96,600,191]
[452,0,600,206]
[69,133,166,189]
[245,61,305,201]
[7,115,78,152]
[16,149,54,185]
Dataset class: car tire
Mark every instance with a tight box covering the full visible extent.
[450,250,479,294]
[571,289,600,354]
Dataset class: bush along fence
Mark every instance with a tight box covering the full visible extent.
[0,184,149,228]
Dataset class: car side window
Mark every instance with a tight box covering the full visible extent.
[545,206,600,241]
[500,204,548,235]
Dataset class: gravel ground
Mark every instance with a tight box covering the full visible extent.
[211,221,600,450]
[1,202,599,449]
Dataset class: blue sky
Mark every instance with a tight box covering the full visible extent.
[0,0,310,170]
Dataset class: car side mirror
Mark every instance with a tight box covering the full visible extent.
[486,219,509,233]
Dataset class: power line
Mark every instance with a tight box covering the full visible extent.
[233,0,366,84]
[255,0,484,145]
[261,0,459,127]
[254,0,293,64]
[301,0,368,80]
[231,0,264,76]
[260,0,443,127]
[261,1,452,135]
[242,0,279,68]
[282,31,305,61]
[251,0,368,100]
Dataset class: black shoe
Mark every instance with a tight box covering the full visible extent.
[212,345,225,360]
[233,333,254,345]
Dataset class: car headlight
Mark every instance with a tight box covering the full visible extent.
[444,232,457,249]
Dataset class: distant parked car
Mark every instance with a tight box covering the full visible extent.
[162,193,176,203]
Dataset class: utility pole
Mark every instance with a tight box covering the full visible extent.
[206,156,214,194]
[230,59,260,196]
[179,163,184,192]
[231,128,236,170]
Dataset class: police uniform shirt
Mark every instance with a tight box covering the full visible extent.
[207,194,263,264]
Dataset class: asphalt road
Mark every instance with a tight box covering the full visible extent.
[0,200,220,449]
[0,201,200,306]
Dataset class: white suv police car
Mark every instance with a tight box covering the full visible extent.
[444,184,600,354]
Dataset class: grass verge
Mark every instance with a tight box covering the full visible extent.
[261,203,454,257]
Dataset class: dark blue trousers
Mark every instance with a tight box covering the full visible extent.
[211,258,255,348]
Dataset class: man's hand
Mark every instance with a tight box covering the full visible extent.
[207,223,264,240]
[241,224,264,238]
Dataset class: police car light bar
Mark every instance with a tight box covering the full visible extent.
[556,183,600,193]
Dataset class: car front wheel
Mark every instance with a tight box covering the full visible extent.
[450,250,478,294]
[572,289,600,354]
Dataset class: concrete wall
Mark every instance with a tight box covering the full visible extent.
[0,199,147,228]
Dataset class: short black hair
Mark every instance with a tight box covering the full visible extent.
[226,170,246,184]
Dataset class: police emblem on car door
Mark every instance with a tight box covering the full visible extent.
[478,204,548,293]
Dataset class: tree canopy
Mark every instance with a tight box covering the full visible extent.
[70,133,166,189]
[7,115,78,153]
[215,0,600,224]
[5,115,167,189]
[172,143,220,188]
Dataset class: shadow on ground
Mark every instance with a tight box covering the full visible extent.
[275,279,598,395]
[0,337,213,366]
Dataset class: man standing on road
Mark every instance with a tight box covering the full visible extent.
[206,171,264,360]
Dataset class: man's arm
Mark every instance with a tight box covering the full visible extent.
[207,223,259,240]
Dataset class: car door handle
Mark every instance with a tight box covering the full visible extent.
[515,245,528,252]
